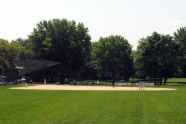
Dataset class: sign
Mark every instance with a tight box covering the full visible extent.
[15,66,24,69]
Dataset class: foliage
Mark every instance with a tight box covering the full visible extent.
[134,32,179,82]
[15,38,34,60]
[92,35,133,80]
[0,39,24,73]
[2,18,186,81]
[28,19,91,80]
[174,27,186,77]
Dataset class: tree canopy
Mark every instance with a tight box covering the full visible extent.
[1,18,186,84]
[92,35,133,80]
[28,19,91,80]
[0,39,24,74]
[134,32,179,83]
[174,27,186,77]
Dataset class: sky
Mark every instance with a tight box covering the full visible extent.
[0,0,186,49]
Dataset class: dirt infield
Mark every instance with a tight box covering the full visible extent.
[10,85,176,91]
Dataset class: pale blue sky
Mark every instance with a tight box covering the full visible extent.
[0,0,186,49]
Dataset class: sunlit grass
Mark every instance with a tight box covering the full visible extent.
[0,84,186,124]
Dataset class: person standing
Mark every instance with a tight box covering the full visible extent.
[139,79,142,90]
[73,79,77,86]
[44,78,46,85]
[139,79,145,90]
[112,79,115,88]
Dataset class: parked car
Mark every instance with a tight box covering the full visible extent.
[17,77,27,83]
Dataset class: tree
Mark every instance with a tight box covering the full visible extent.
[92,35,133,81]
[28,19,91,81]
[134,32,179,84]
[15,38,34,60]
[0,39,24,74]
[174,27,186,77]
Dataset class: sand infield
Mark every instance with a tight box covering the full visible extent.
[10,84,176,91]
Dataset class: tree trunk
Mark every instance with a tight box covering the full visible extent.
[164,78,167,85]
[154,80,157,86]
[112,72,115,87]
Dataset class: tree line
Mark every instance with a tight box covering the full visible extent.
[0,19,186,84]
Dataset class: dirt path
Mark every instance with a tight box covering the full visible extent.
[10,85,176,91]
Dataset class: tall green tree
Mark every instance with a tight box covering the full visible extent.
[174,27,186,77]
[134,32,179,84]
[0,39,24,74]
[28,19,91,80]
[92,35,133,81]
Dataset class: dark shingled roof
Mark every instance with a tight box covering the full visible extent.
[15,59,60,74]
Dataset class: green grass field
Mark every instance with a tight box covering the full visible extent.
[167,78,186,83]
[0,84,186,124]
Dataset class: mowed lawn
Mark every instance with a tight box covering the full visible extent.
[0,84,186,124]
[168,78,186,83]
